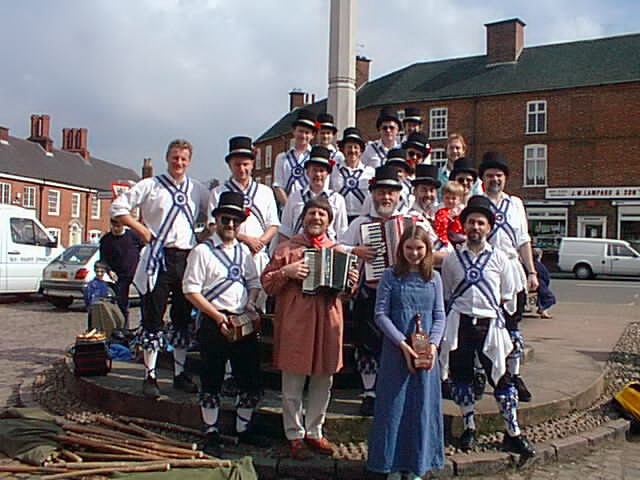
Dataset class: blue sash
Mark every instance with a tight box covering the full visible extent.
[487,197,518,249]
[447,248,504,326]
[223,179,266,231]
[285,149,309,194]
[338,166,365,204]
[371,141,387,165]
[202,241,246,302]
[145,175,195,280]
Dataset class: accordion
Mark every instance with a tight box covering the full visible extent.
[360,215,420,282]
[302,248,358,295]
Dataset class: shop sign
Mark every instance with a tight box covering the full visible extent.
[546,186,640,200]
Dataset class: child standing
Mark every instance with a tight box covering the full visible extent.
[83,262,112,329]
[434,181,465,246]
[366,226,445,479]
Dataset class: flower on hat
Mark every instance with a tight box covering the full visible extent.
[328,159,336,168]
[314,121,321,130]
[245,208,251,217]
[368,177,376,186]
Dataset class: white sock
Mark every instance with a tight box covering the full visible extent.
[201,406,219,432]
[236,407,254,434]
[143,350,158,379]
[224,360,233,380]
[173,348,187,377]
[361,373,376,397]
[507,356,520,376]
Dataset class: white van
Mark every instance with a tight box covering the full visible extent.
[558,237,640,279]
[0,205,63,294]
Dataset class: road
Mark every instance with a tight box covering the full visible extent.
[552,278,640,306]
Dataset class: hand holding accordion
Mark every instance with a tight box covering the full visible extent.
[302,248,358,295]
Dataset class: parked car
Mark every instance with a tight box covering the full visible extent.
[41,244,138,308]
[0,205,63,294]
[558,237,640,279]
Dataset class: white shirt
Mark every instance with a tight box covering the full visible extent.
[441,242,514,319]
[183,234,260,315]
[408,199,439,223]
[326,144,345,166]
[273,146,311,196]
[329,162,375,217]
[279,187,348,241]
[362,139,399,169]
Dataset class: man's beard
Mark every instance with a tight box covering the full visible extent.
[374,200,397,218]
[467,232,484,247]
[486,181,503,195]
[418,197,433,212]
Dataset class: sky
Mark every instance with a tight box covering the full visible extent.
[1,0,638,184]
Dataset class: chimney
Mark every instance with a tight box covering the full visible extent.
[142,157,153,178]
[28,114,53,152]
[289,89,306,111]
[0,126,8,144]
[356,55,371,89]
[485,18,526,66]
[62,127,90,160]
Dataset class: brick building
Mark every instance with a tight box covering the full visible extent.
[254,18,640,253]
[0,114,140,247]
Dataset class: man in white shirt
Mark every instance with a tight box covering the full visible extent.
[273,109,317,208]
[440,195,535,457]
[480,152,539,404]
[183,191,269,451]
[111,139,209,398]
[362,107,401,169]
[408,164,441,222]
[316,113,345,165]
[279,146,348,242]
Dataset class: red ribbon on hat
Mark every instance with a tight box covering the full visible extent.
[245,208,251,217]
[314,121,321,130]
[328,159,336,168]
[369,177,376,186]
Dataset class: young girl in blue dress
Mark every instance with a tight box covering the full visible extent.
[366,225,446,479]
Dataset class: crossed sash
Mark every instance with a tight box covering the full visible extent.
[371,141,388,165]
[202,240,247,303]
[223,179,266,231]
[487,197,518,249]
[337,166,365,204]
[285,149,310,194]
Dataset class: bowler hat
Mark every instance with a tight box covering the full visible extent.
[449,157,478,181]
[412,164,441,188]
[338,127,366,150]
[386,148,412,173]
[402,132,430,156]
[403,107,423,124]
[460,195,495,226]
[304,145,334,172]
[317,113,337,133]
[376,107,401,129]
[369,165,403,191]
[292,109,319,131]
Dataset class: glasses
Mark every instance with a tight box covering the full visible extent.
[407,150,423,158]
[456,176,475,184]
[220,216,241,226]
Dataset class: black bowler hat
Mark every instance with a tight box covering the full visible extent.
[317,113,337,133]
[211,191,248,221]
[369,164,403,191]
[225,136,254,162]
[385,148,413,173]
[412,164,441,188]
[403,107,423,124]
[449,157,478,181]
[479,151,510,178]
[338,127,366,150]
[402,132,430,156]
[460,195,495,226]
[304,145,334,172]
[376,107,401,129]
[292,109,319,131]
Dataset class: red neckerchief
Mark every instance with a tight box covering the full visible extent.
[306,233,327,249]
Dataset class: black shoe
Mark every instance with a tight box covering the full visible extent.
[459,428,477,452]
[513,375,532,402]
[238,430,272,448]
[202,430,224,454]
[359,396,375,416]
[173,372,198,393]
[441,379,453,400]
[221,377,239,397]
[473,370,487,400]
[142,377,160,399]
[502,433,536,456]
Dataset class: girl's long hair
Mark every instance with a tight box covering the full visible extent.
[393,225,434,281]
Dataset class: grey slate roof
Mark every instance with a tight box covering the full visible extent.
[0,135,139,191]
[256,32,640,142]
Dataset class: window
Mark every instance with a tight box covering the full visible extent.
[524,145,547,186]
[47,228,61,247]
[71,192,81,218]
[429,108,448,139]
[48,190,60,216]
[526,101,547,134]
[265,145,273,168]
[431,148,447,169]
[265,174,272,186]
[23,186,36,208]
[0,182,11,204]
[88,229,102,244]
[527,207,567,252]
[69,223,82,246]
[59,244,97,264]
[10,218,52,246]
[255,148,262,170]
[607,244,636,257]
[255,176,262,184]
[91,196,101,219]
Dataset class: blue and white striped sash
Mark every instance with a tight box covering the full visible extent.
[487,197,518,249]
[223,179,266,231]
[285,149,309,194]
[202,241,246,303]
[338,166,365,203]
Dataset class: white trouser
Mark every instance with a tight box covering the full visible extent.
[281,372,333,440]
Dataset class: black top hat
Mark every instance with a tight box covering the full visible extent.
[449,157,478,181]
[403,107,423,124]
[412,164,441,188]
[292,109,319,131]
[304,145,334,172]
[338,127,366,150]
[225,136,255,162]
[376,107,401,129]
[402,132,430,155]
[460,195,495,226]
[385,148,413,173]
[479,151,509,177]
[369,164,403,191]
[211,191,248,221]
[317,113,337,133]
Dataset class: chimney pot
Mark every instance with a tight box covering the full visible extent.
[289,89,307,111]
[142,157,154,178]
[485,18,526,66]
[28,114,53,152]
[62,127,90,160]
[356,55,371,89]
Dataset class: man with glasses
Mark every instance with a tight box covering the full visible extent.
[362,107,401,169]
[449,157,479,206]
